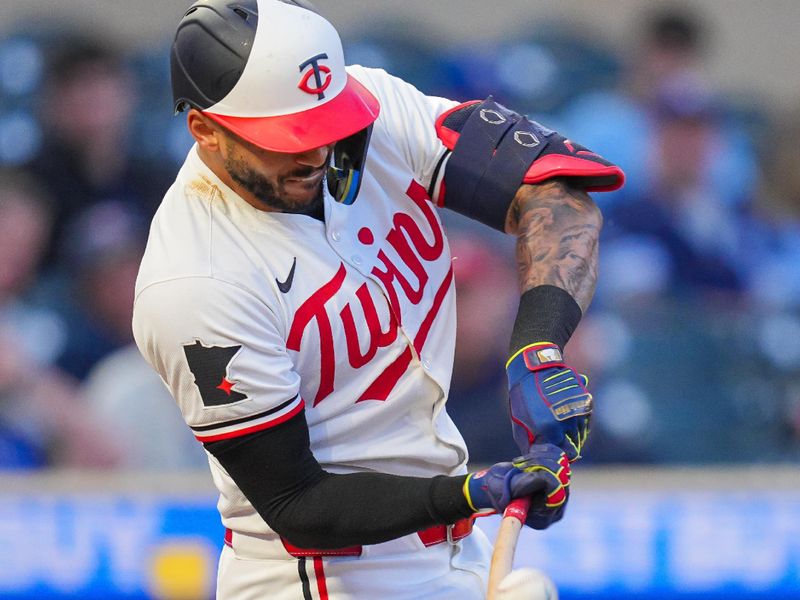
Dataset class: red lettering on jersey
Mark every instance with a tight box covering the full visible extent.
[287,263,347,406]
[357,265,453,403]
[371,247,425,322]
[369,181,445,322]
[403,180,444,260]
[354,182,449,402]
[288,180,450,406]
[340,283,399,369]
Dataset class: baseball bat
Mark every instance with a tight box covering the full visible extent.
[487,497,532,600]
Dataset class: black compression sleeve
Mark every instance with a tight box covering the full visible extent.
[509,285,583,354]
[204,409,472,549]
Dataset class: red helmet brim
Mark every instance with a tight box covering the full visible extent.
[203,74,380,154]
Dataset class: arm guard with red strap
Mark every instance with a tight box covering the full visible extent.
[433,96,624,231]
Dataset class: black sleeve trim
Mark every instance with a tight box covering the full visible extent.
[427,149,450,203]
[190,396,298,432]
[205,409,472,549]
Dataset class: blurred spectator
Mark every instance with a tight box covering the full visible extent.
[82,345,209,471]
[560,7,759,213]
[438,22,620,115]
[343,21,450,99]
[26,35,172,270]
[628,7,706,103]
[51,201,148,380]
[600,80,746,299]
[0,168,65,366]
[743,109,800,310]
[0,329,125,469]
[758,110,800,223]
[443,221,520,465]
[0,169,124,469]
[553,7,761,303]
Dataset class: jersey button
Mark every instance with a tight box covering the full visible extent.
[352,255,363,266]
[331,230,342,242]
[422,358,432,370]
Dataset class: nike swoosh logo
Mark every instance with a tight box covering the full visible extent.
[276,257,297,294]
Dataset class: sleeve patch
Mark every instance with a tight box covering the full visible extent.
[183,340,247,406]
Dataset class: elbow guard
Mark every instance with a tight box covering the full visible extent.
[433,97,625,231]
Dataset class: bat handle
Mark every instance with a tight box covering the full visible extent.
[487,497,532,600]
[503,496,532,523]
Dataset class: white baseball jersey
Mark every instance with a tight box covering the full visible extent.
[133,66,471,542]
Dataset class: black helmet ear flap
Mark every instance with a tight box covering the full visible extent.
[327,125,373,205]
[171,0,318,114]
[171,0,259,114]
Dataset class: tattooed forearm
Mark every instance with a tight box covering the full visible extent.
[505,180,602,313]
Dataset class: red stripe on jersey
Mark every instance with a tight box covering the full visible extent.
[413,264,454,353]
[194,399,305,442]
[313,556,329,600]
[356,346,413,402]
[356,266,452,402]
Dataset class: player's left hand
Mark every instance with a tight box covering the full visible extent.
[506,342,592,461]
[464,443,571,530]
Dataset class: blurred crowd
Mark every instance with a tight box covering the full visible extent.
[0,6,798,470]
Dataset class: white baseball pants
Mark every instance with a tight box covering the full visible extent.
[216,525,492,599]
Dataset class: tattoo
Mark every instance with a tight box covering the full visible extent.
[506,180,602,313]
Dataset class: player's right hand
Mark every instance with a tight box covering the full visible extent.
[463,444,570,530]
[507,342,592,461]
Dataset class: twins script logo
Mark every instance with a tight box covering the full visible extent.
[298,53,332,100]
[287,180,452,406]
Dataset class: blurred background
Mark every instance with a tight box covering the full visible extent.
[0,1,798,598]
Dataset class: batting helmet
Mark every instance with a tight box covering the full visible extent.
[170,0,380,203]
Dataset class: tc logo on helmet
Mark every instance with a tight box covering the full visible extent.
[298,53,332,100]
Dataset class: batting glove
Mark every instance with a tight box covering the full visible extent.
[507,342,592,461]
[463,444,571,530]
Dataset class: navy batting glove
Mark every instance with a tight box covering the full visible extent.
[463,444,571,530]
[507,343,592,461]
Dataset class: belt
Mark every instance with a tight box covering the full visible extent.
[417,517,474,547]
[224,517,473,558]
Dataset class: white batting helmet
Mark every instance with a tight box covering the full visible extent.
[170,0,380,155]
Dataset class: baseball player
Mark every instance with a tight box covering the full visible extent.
[133,1,624,598]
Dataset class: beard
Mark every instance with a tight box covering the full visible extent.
[223,142,326,217]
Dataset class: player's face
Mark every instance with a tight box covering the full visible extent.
[221,132,333,216]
